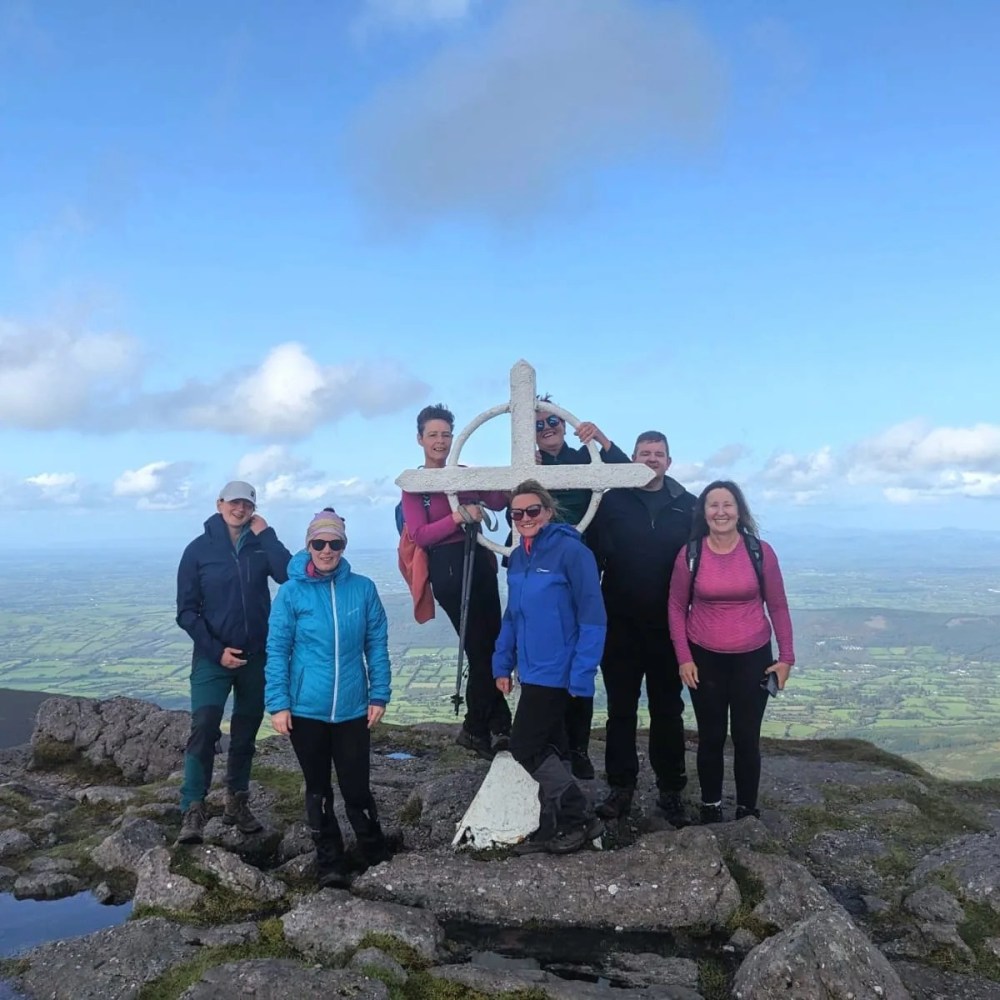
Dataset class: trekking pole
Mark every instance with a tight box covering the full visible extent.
[451,519,479,716]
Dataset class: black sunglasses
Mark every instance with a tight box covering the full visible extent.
[510,504,545,521]
[535,414,562,432]
[309,538,345,552]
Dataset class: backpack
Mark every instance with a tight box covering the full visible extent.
[396,494,430,536]
[686,530,765,608]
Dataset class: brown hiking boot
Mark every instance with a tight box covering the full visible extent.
[222,790,263,834]
[177,801,207,845]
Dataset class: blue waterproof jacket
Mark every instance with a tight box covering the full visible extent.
[493,523,607,697]
[265,552,391,724]
[176,514,292,664]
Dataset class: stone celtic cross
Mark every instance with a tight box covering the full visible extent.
[395,359,653,555]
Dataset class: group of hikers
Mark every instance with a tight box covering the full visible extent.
[172,395,795,881]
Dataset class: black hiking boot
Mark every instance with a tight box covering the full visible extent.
[735,805,761,821]
[306,792,350,889]
[569,749,595,781]
[222,790,263,834]
[456,727,495,761]
[177,801,207,845]
[700,803,724,825]
[596,786,634,820]
[656,792,689,828]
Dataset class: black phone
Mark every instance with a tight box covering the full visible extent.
[761,672,779,697]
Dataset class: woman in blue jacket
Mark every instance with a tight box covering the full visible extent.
[266,508,392,887]
[493,479,607,855]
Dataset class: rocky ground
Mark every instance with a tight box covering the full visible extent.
[0,694,999,999]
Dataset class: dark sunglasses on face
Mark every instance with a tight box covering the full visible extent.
[309,538,345,552]
[510,504,545,521]
[535,414,562,433]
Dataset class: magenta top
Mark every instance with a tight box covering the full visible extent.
[667,538,795,666]
[401,490,508,549]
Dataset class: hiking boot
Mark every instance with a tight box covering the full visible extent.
[222,790,263,834]
[512,830,550,856]
[596,786,633,820]
[699,803,724,825]
[456,727,495,761]
[735,805,761,821]
[656,792,689,828]
[570,750,595,780]
[177,801,207,845]
[490,733,511,754]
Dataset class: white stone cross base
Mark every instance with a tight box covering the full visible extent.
[452,752,541,850]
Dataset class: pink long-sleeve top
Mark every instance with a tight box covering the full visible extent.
[401,490,508,549]
[667,538,795,666]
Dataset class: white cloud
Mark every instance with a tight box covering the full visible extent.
[0,320,140,430]
[348,0,725,227]
[113,461,193,510]
[158,343,429,439]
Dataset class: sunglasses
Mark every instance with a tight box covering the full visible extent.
[510,504,545,521]
[309,538,345,552]
[535,414,562,433]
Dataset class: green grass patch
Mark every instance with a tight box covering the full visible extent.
[398,795,423,827]
[252,765,304,825]
[29,736,126,784]
[724,854,778,940]
[697,957,731,1000]
[958,899,1000,981]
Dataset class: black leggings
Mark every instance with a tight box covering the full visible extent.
[428,539,511,740]
[288,714,374,813]
[688,642,772,810]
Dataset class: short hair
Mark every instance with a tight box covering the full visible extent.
[416,404,454,435]
[691,480,759,539]
[634,430,669,455]
[511,478,561,519]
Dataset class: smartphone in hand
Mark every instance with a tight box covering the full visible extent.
[761,671,780,697]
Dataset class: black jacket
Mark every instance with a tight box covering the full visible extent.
[587,477,696,626]
[539,440,631,525]
[176,514,292,663]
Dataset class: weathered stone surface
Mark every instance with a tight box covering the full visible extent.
[0,778,76,813]
[355,827,740,932]
[904,885,965,924]
[13,871,83,900]
[201,815,283,864]
[350,946,408,983]
[74,785,140,807]
[984,936,1000,960]
[893,960,1000,1000]
[732,847,848,930]
[0,827,33,859]
[133,846,206,911]
[855,797,922,819]
[92,818,166,873]
[884,920,974,963]
[177,959,390,1000]
[179,922,260,948]
[606,952,700,991]
[728,928,760,952]
[32,695,189,783]
[431,963,703,999]
[0,863,16,889]
[282,888,444,962]
[26,855,76,873]
[187,844,285,902]
[415,769,486,845]
[733,909,910,1000]
[9,916,201,1000]
[911,832,1000,913]
[277,820,313,861]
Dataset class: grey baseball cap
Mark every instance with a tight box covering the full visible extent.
[219,480,256,504]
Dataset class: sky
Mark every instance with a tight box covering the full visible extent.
[2,0,999,550]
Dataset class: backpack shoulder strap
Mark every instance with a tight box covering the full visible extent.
[742,531,766,595]
[686,537,701,608]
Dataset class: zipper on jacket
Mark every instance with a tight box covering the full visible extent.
[233,551,250,645]
[329,579,340,722]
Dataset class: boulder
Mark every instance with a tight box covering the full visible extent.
[903,885,965,924]
[13,871,83,900]
[74,786,140,807]
[186,844,285,902]
[893,959,1000,1000]
[350,947,409,983]
[911,832,1000,914]
[282,888,444,962]
[733,909,910,1000]
[354,827,740,932]
[31,695,189,783]
[0,827,33,859]
[133,846,206,912]
[92,818,166,874]
[177,959,390,999]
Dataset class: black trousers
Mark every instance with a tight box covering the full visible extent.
[601,619,687,793]
[688,642,772,809]
[428,539,511,740]
[288,714,375,818]
[564,695,593,755]
[509,683,588,834]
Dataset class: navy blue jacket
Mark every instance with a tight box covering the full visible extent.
[538,440,631,526]
[176,514,292,664]
[493,523,607,698]
[587,477,696,626]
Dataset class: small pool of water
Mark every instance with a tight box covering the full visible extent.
[0,891,132,959]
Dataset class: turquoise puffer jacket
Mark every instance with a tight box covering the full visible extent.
[265,552,391,723]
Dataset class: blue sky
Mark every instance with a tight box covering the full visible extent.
[2,0,998,550]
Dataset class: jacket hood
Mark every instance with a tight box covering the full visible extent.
[527,522,581,551]
[288,548,352,584]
